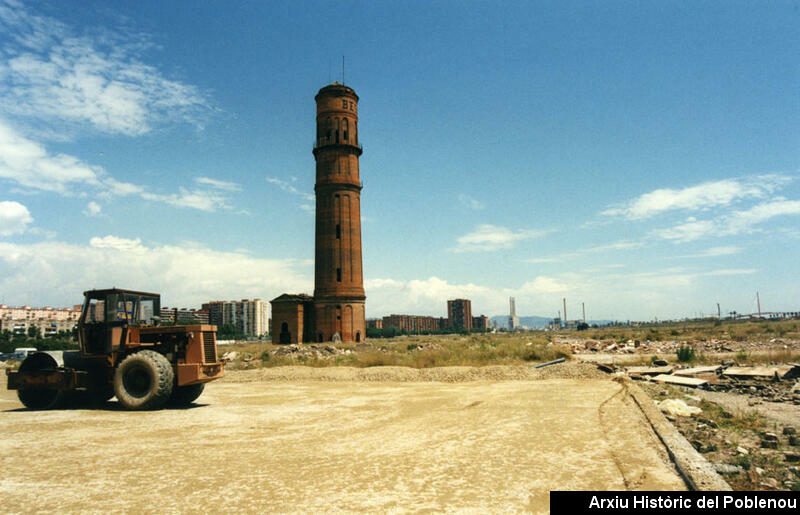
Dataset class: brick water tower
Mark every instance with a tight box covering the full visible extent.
[312,83,366,342]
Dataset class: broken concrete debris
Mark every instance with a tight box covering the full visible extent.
[609,362,800,406]
[673,365,722,377]
[656,398,702,417]
[562,336,800,356]
[625,365,673,375]
[723,366,795,380]
[652,374,709,387]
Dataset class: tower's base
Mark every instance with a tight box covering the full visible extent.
[270,294,365,344]
[313,299,365,343]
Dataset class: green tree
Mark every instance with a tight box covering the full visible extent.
[0,330,13,353]
[27,326,41,339]
[217,323,245,340]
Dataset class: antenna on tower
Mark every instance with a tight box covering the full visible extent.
[329,58,332,84]
[342,55,345,85]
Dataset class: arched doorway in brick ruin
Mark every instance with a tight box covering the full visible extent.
[279,322,291,344]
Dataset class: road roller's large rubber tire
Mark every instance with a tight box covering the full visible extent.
[16,352,64,410]
[168,383,205,406]
[114,350,174,410]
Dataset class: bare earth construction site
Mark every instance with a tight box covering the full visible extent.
[1,365,688,513]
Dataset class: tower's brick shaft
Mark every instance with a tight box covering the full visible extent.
[312,84,366,343]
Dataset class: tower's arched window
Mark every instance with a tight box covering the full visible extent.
[326,118,331,142]
[343,119,349,141]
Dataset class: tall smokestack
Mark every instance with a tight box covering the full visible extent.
[757,292,761,317]
[563,298,567,326]
[582,302,586,323]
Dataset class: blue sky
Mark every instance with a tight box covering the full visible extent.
[0,0,798,321]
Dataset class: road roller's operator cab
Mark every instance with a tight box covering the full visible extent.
[79,289,161,355]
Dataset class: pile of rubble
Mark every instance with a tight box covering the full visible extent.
[270,344,352,359]
[648,386,800,489]
[604,362,800,404]
[561,337,800,355]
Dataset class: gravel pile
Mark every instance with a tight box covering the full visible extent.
[222,361,606,383]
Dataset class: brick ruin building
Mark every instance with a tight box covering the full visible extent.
[271,83,366,344]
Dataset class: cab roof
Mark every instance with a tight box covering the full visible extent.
[83,288,161,298]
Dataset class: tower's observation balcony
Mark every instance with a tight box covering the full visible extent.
[312,140,363,158]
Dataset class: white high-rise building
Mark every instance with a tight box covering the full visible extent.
[203,298,269,336]
[508,297,519,331]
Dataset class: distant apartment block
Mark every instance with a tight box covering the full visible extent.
[0,304,81,336]
[203,299,269,336]
[472,315,489,330]
[374,299,488,334]
[366,318,383,329]
[447,298,473,330]
[160,307,209,325]
[381,314,447,333]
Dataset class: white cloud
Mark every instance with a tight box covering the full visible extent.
[195,177,241,191]
[362,265,766,320]
[602,175,791,220]
[0,237,311,307]
[0,121,235,211]
[677,246,742,258]
[142,187,231,212]
[0,3,232,213]
[453,224,550,252]
[365,276,496,316]
[586,240,643,252]
[525,257,561,264]
[656,198,800,242]
[0,1,208,138]
[84,201,102,217]
[655,218,716,242]
[0,119,102,193]
[458,193,485,210]
[723,199,800,235]
[703,268,756,277]
[266,176,315,202]
[0,200,33,235]
[89,235,145,252]
[524,241,640,265]
[518,277,569,294]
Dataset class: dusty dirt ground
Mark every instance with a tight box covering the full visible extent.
[0,366,686,513]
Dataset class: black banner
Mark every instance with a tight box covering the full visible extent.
[551,491,799,515]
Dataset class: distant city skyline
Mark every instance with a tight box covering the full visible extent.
[0,1,798,321]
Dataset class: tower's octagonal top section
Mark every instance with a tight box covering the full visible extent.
[315,83,359,116]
